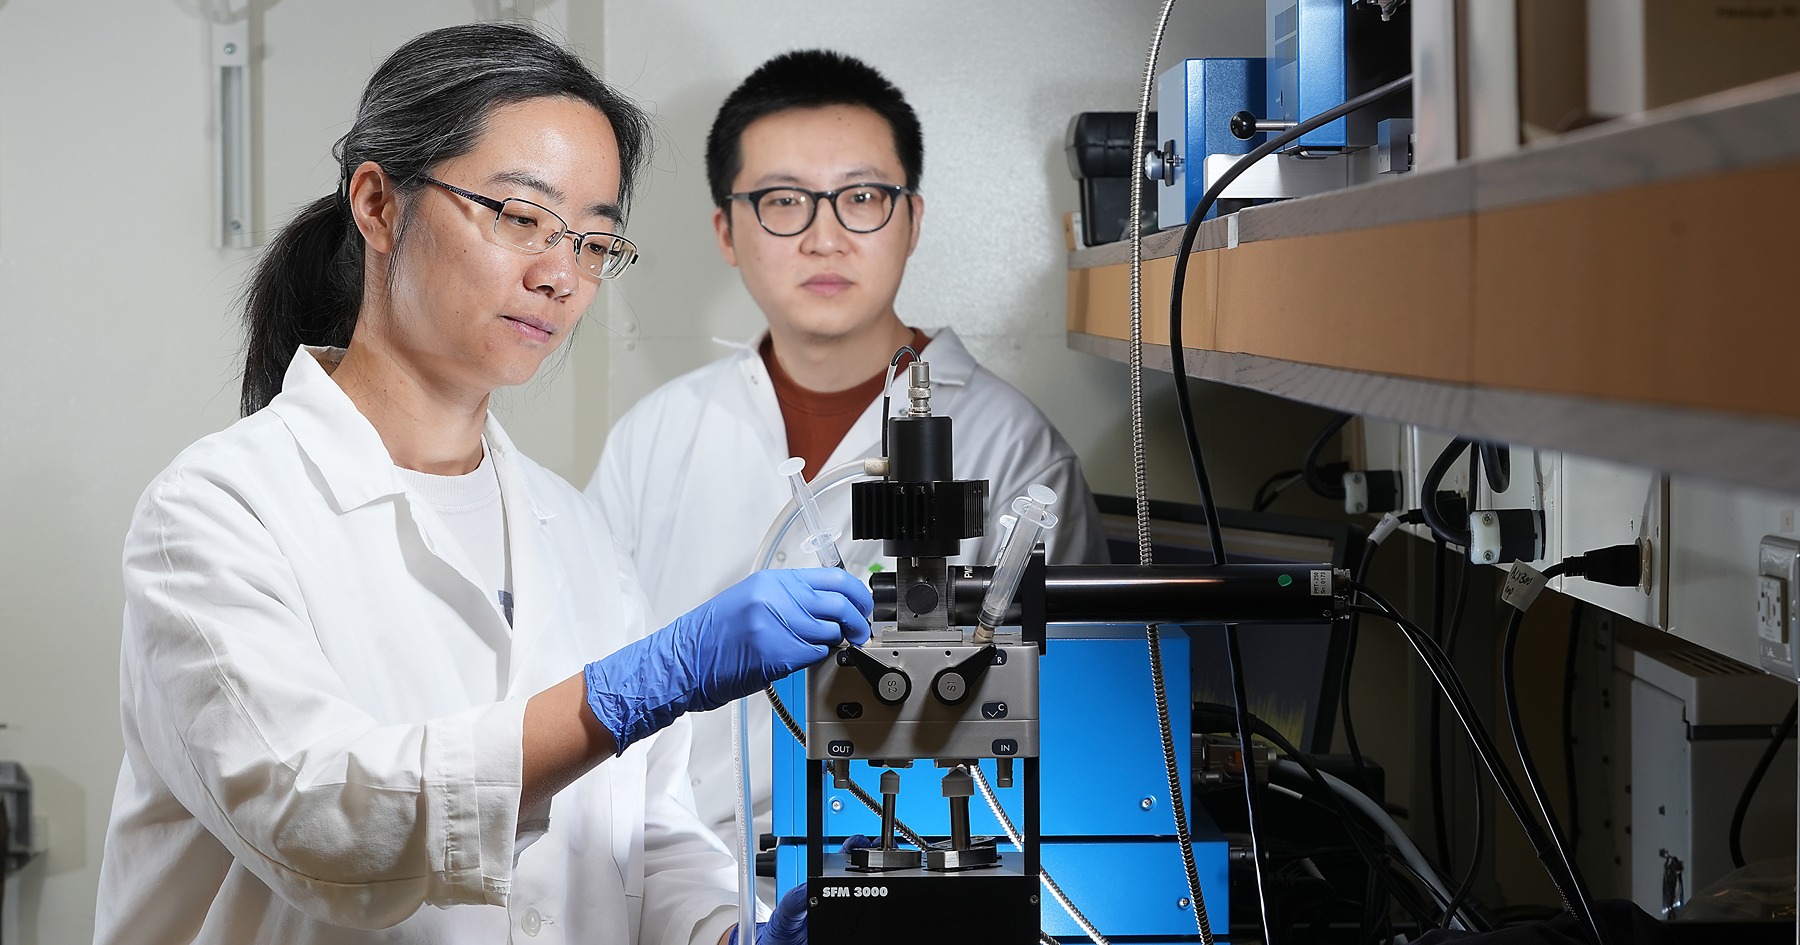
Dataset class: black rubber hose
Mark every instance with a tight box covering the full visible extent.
[1729,698,1798,869]
[1166,74,1413,564]
[1420,439,1473,549]
[1302,413,1354,500]
[1563,603,1585,857]
[1351,582,1606,945]
[1497,564,1608,945]
[1226,626,1276,942]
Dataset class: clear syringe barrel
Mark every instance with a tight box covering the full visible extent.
[778,456,843,569]
[977,484,1059,635]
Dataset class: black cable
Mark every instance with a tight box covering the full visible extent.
[1166,73,1415,562]
[1428,535,1452,873]
[1441,738,1486,930]
[1438,465,1481,928]
[1478,443,1512,494]
[1729,697,1798,869]
[1433,543,1475,874]
[1197,701,1462,932]
[1500,565,1602,943]
[1226,626,1275,942]
[1340,540,1380,795]
[1348,583,1606,945]
[1302,413,1354,500]
[877,344,919,460]
[1562,602,1584,857]
[1420,438,1473,549]
[1254,468,1305,512]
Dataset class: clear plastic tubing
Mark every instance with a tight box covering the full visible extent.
[753,459,874,572]
[977,484,1059,640]
[778,456,844,569]
[733,699,755,941]
[735,457,875,933]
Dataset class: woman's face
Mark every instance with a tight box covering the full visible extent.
[364,95,623,397]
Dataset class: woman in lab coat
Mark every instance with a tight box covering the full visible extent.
[92,23,864,945]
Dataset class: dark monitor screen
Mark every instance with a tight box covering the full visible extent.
[1092,494,1365,755]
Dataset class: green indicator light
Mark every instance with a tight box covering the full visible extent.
[1277,573,1293,587]
[868,563,885,574]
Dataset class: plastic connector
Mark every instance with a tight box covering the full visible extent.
[1368,511,1403,547]
[1468,509,1546,565]
[1563,541,1648,588]
[1343,469,1404,515]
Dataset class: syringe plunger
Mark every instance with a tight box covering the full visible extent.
[976,484,1059,640]
[779,456,843,569]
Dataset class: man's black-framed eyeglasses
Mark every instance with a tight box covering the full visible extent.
[727,183,912,237]
[422,176,639,281]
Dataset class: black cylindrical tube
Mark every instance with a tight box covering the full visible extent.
[948,796,971,850]
[889,415,953,482]
[872,564,1341,625]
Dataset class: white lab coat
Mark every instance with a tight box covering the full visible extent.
[95,348,738,945]
[586,327,1106,869]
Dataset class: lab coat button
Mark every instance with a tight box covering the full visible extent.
[522,907,542,936]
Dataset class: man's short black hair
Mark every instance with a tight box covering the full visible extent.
[706,49,923,210]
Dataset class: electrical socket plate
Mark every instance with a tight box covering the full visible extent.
[1756,536,1800,679]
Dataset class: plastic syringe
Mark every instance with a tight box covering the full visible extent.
[778,456,844,569]
[975,484,1058,643]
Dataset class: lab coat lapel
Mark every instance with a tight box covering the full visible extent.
[484,417,567,695]
[727,336,791,459]
[270,346,516,694]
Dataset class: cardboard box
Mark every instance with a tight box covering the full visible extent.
[1589,0,1800,115]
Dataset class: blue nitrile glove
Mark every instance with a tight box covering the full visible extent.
[729,883,809,945]
[585,568,872,754]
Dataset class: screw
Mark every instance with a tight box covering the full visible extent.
[223,42,237,54]
[809,897,819,907]
[1179,898,1192,910]
[829,797,844,812]
[1030,895,1040,905]
[228,219,243,232]
[1483,513,1496,526]
[1140,797,1155,810]
[1484,550,1497,562]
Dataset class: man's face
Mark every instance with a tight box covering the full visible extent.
[713,104,923,345]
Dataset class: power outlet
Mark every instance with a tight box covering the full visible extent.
[1757,536,1800,679]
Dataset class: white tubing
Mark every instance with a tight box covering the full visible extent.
[1272,759,1470,929]
[734,698,755,940]
[734,458,876,928]
[753,459,876,573]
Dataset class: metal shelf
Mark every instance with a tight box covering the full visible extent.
[1067,71,1800,495]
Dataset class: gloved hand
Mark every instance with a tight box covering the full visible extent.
[729,884,808,945]
[586,568,872,754]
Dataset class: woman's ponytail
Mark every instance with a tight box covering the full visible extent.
[238,193,363,415]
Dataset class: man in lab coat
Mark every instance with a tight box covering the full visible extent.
[585,49,1107,882]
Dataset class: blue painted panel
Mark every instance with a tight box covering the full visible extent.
[1039,833,1231,938]
[774,625,1224,941]
[1167,58,1264,223]
[1266,0,1349,148]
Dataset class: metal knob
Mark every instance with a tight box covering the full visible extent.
[1141,139,1182,185]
